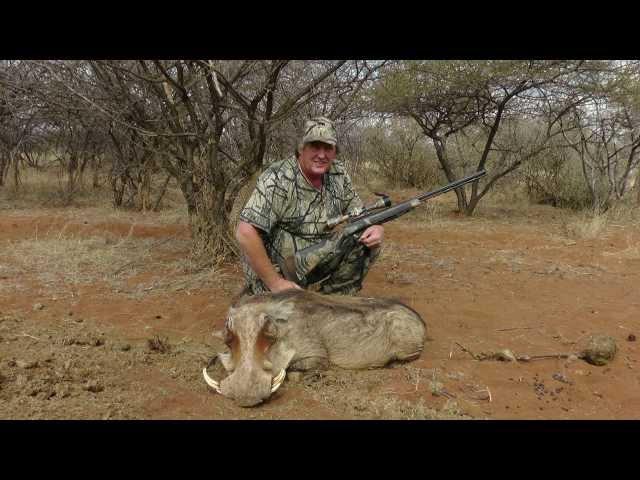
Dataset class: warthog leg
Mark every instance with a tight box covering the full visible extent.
[289,356,329,371]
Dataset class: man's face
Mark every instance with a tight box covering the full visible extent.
[298,141,337,180]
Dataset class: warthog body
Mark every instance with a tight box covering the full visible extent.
[204,289,426,407]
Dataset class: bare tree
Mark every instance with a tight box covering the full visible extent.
[555,61,640,211]
[375,60,597,215]
[36,60,358,265]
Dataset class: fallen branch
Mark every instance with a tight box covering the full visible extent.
[20,333,42,341]
[455,336,616,366]
[455,342,478,360]
[495,325,542,332]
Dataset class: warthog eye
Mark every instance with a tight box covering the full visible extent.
[261,315,278,342]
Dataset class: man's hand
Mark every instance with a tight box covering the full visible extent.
[359,225,384,248]
[236,221,303,294]
[268,278,303,293]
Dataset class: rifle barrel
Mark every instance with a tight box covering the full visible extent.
[343,170,486,235]
[417,170,486,202]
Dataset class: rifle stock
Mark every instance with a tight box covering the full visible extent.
[280,169,487,285]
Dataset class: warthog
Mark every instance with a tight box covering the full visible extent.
[203,289,426,407]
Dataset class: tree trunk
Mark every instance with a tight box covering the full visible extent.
[465,195,480,216]
[65,153,79,204]
[10,151,22,189]
[432,137,468,212]
[0,154,7,187]
[172,145,239,268]
[92,155,101,189]
[185,180,238,268]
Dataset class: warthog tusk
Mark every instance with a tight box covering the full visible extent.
[271,369,286,393]
[202,367,222,394]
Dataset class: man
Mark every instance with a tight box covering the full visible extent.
[236,116,384,295]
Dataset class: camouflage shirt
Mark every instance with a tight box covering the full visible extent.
[239,156,363,292]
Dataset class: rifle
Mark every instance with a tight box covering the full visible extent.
[279,169,487,287]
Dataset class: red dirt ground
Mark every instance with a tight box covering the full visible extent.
[1,204,639,419]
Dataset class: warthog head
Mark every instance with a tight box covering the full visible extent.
[203,299,296,407]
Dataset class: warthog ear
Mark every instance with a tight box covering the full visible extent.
[261,314,279,341]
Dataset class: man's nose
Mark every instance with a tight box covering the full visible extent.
[317,147,328,158]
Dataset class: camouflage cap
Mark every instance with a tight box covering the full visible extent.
[301,116,337,146]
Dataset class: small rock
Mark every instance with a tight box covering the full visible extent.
[16,360,38,369]
[119,343,131,352]
[552,372,572,384]
[33,303,45,311]
[628,334,636,342]
[579,335,617,366]
[497,349,517,362]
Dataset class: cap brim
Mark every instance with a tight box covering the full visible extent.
[303,137,337,146]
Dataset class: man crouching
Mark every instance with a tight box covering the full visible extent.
[235,116,384,295]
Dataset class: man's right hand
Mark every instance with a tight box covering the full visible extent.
[268,278,303,293]
[236,221,303,294]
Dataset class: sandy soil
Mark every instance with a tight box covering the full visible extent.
[1,201,639,419]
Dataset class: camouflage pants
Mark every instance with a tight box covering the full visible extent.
[317,243,380,295]
[244,243,380,296]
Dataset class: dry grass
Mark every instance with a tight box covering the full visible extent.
[603,202,640,227]
[1,167,187,218]
[301,367,471,420]
[121,259,242,298]
[5,234,155,284]
[602,237,640,260]
[365,397,469,420]
[147,335,172,353]
[4,232,240,298]
[562,212,609,240]
[1,168,112,209]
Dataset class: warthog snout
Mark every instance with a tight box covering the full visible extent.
[203,310,290,407]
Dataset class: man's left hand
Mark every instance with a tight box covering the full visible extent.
[359,225,384,248]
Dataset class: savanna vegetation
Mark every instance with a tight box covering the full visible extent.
[2,60,640,265]
[3,60,640,420]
